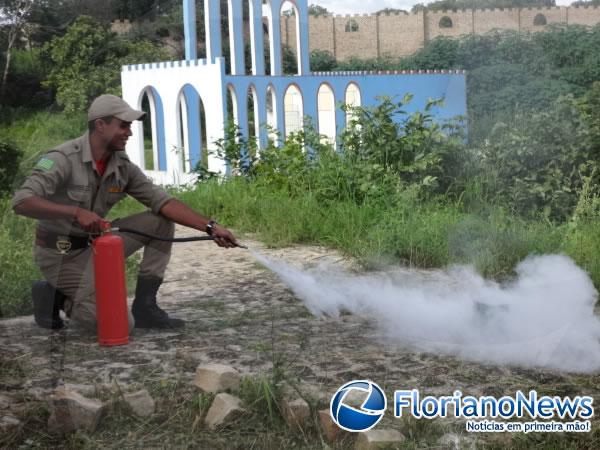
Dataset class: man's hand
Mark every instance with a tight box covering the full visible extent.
[211,224,239,248]
[75,208,109,234]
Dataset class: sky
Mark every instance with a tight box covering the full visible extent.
[312,0,573,15]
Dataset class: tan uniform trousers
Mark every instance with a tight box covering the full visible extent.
[34,211,174,332]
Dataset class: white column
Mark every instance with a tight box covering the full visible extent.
[228,0,245,75]
[295,0,311,75]
[249,0,265,75]
[268,0,283,76]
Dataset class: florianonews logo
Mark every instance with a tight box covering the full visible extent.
[330,380,387,432]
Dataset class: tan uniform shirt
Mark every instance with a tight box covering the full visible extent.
[12,132,173,236]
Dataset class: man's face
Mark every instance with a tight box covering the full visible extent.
[100,118,133,151]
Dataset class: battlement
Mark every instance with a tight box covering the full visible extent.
[311,69,467,76]
[308,5,589,20]
[300,5,600,62]
[123,57,225,72]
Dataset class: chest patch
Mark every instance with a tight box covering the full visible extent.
[108,186,124,193]
[35,157,55,171]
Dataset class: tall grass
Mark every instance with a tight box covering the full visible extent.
[176,178,592,283]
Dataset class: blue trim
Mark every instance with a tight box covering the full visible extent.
[221,74,468,142]
[150,87,167,172]
[183,0,197,60]
[183,85,203,168]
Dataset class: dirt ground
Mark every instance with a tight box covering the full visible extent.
[1,227,600,449]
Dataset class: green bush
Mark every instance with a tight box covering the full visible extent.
[0,198,40,318]
[42,16,168,112]
[0,141,23,195]
[476,95,597,220]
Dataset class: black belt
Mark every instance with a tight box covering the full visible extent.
[35,230,90,254]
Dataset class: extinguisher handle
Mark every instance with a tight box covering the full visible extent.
[100,220,112,232]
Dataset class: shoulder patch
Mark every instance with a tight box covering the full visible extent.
[35,157,55,171]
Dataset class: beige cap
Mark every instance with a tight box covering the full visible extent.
[88,94,146,122]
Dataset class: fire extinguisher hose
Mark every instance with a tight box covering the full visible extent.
[111,227,248,248]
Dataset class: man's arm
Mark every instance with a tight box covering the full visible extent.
[13,196,108,233]
[159,198,239,248]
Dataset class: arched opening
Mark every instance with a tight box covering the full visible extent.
[280,1,299,75]
[439,16,453,28]
[345,19,359,33]
[138,86,166,172]
[317,83,336,145]
[247,84,259,153]
[345,82,362,128]
[534,14,547,26]
[284,84,303,139]
[227,84,239,127]
[266,84,277,143]
[176,85,206,173]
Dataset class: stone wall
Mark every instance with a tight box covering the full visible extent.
[281,5,600,61]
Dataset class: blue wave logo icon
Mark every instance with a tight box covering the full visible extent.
[330,380,387,432]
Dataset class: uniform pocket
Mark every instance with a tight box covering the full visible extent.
[67,185,91,203]
[106,192,127,208]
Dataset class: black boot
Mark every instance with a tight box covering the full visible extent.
[32,281,65,330]
[131,275,184,329]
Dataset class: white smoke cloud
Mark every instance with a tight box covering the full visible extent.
[253,252,600,373]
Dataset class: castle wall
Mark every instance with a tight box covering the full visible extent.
[426,10,473,41]
[280,5,600,61]
[334,15,379,60]
[473,8,519,34]
[379,12,425,58]
[519,6,566,32]
[308,16,335,54]
[568,5,600,26]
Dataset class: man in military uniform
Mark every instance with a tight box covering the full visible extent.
[12,94,239,331]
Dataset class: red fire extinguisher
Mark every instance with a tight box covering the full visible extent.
[93,222,129,346]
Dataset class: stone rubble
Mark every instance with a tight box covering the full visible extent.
[355,429,406,450]
[123,389,155,418]
[194,364,241,393]
[47,387,104,435]
[318,409,346,442]
[204,393,246,430]
[281,397,311,430]
[0,415,22,436]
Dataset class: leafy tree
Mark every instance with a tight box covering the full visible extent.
[42,16,167,112]
[478,95,597,220]
[310,49,336,71]
[0,0,36,103]
[376,8,407,15]
[308,4,329,16]
[0,141,23,195]
[399,37,460,70]
[411,0,555,13]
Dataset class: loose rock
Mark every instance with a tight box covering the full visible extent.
[0,394,13,409]
[124,390,155,418]
[204,393,245,430]
[0,415,22,436]
[194,364,241,393]
[282,397,310,429]
[355,429,406,450]
[318,409,346,442]
[47,388,104,435]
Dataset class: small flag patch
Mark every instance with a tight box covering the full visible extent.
[35,157,55,171]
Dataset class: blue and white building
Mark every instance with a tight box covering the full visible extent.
[121,0,467,185]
